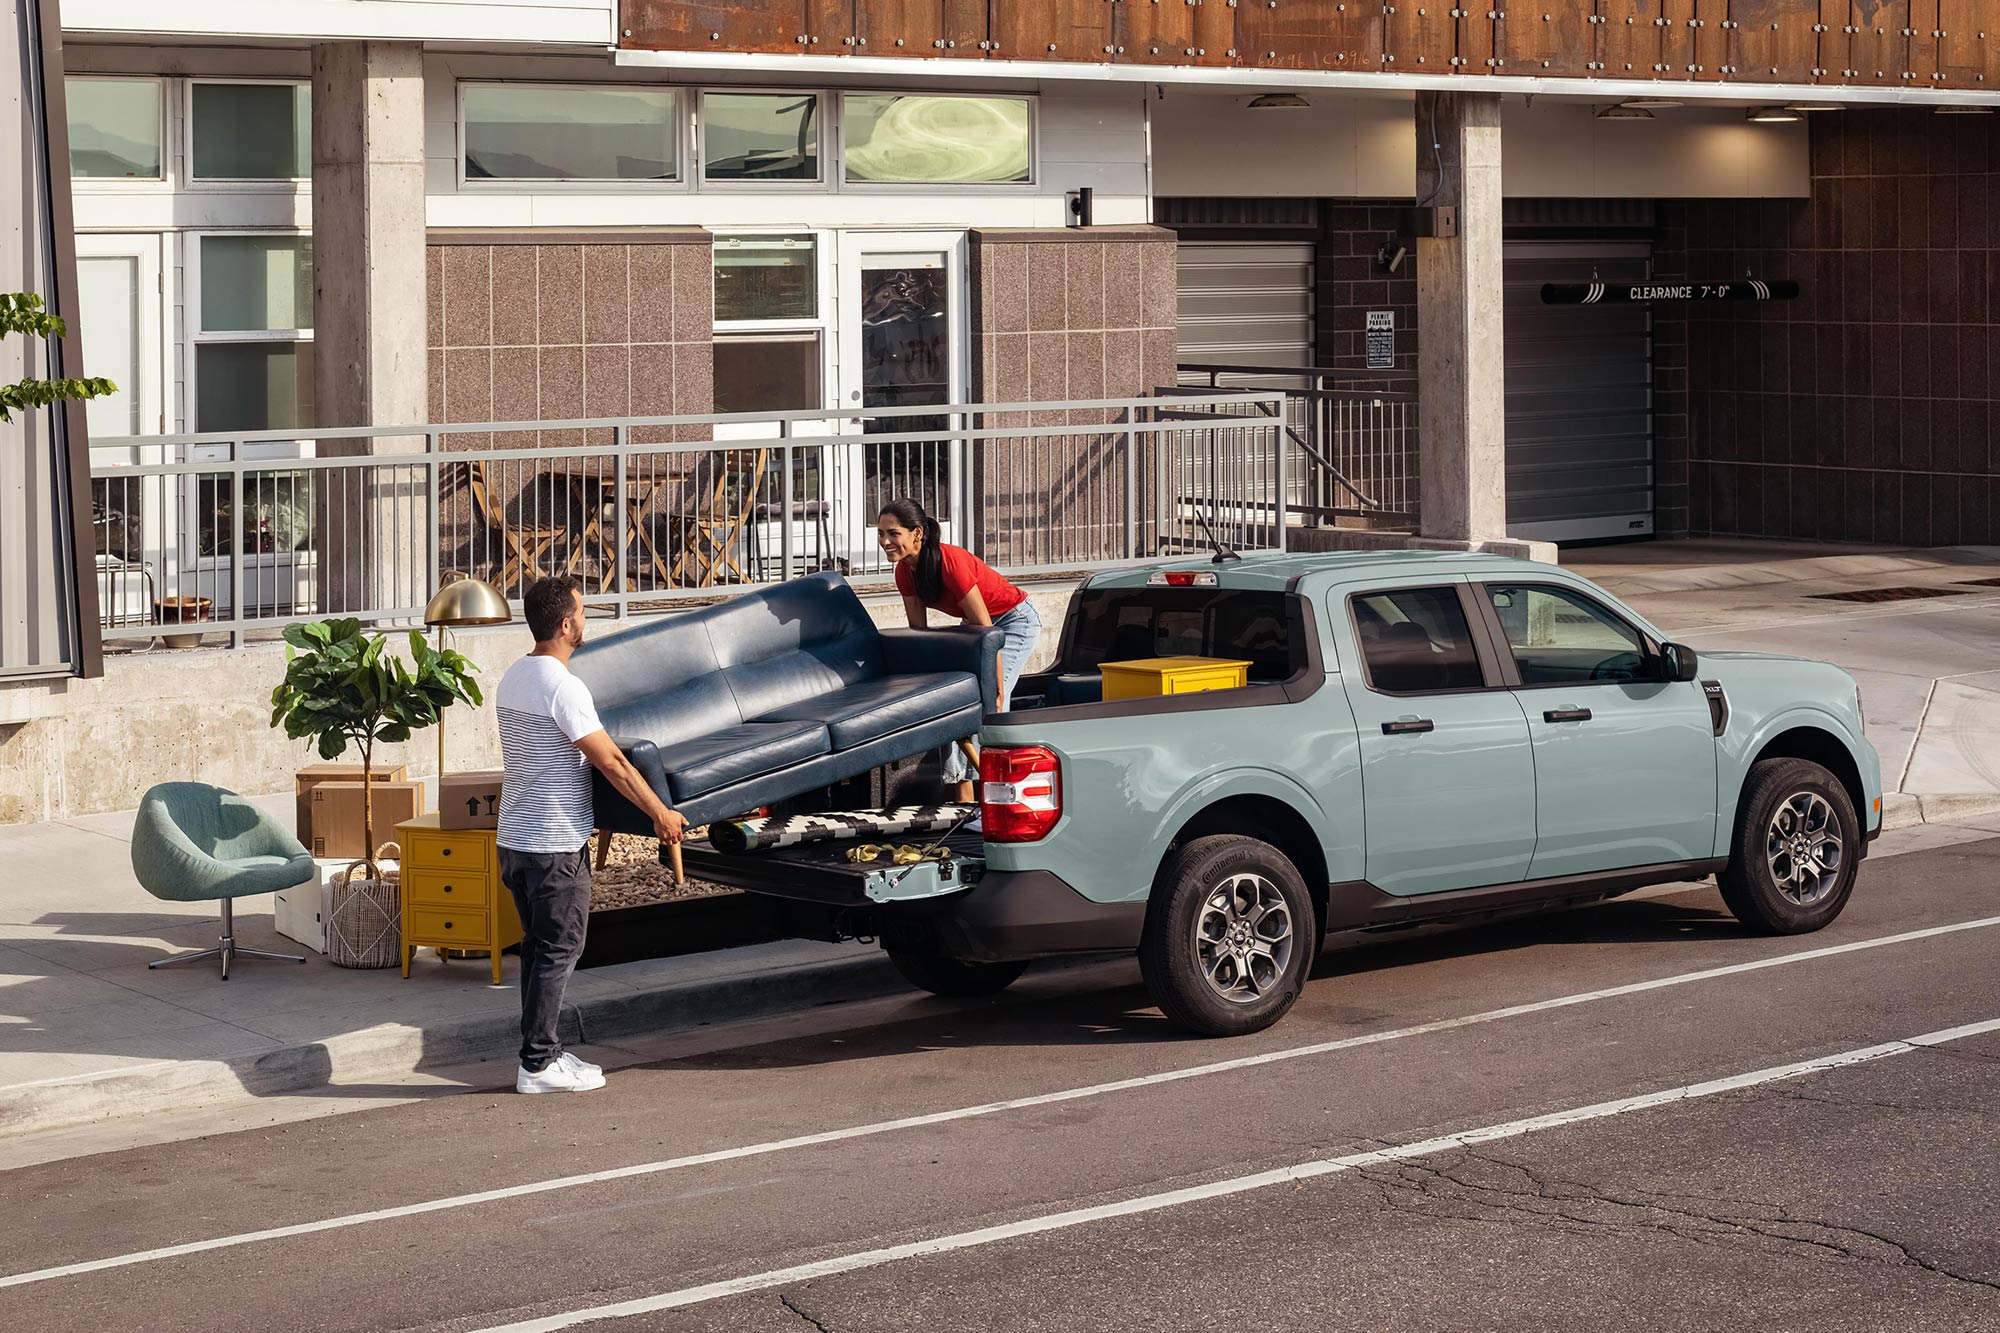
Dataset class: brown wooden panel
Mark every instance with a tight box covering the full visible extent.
[1118,0,1233,66]
[1456,7,1499,75]
[852,1,986,55]
[1925,0,1986,88]
[623,0,807,51]
[1239,0,1383,72]
[1597,0,1668,77]
[806,0,855,49]
[991,0,1114,61]
[1847,0,1910,85]
[1816,0,1850,80]
[1727,0,1818,81]
[1663,0,1727,75]
[942,0,991,53]
[1383,0,1456,73]
[1505,2,1594,76]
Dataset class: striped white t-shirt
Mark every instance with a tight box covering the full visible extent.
[495,654,603,854]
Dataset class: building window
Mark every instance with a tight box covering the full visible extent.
[463,84,680,181]
[191,81,310,180]
[702,91,820,184]
[713,235,826,494]
[66,76,164,180]
[192,234,314,433]
[714,334,822,415]
[714,233,817,324]
[842,94,1031,184]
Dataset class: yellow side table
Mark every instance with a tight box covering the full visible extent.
[1099,656,1253,701]
[396,813,524,985]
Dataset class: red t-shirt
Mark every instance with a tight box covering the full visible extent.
[895,544,1027,621]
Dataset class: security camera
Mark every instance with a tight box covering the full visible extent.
[1378,243,1408,274]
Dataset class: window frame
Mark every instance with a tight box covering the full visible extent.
[456,80,690,191]
[837,89,1038,191]
[184,77,311,190]
[697,88,827,190]
[1470,580,1665,691]
[1345,581,1507,700]
[185,230,316,443]
[711,229,832,423]
[66,74,170,190]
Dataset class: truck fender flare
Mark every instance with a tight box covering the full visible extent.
[1147,767,1334,863]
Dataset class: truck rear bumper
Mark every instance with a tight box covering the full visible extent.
[928,870,1147,964]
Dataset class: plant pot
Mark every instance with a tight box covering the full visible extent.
[327,876,401,969]
[155,596,212,649]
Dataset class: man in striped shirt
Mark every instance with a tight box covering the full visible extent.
[497,575,686,1094]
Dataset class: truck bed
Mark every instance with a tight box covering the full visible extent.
[678,829,987,907]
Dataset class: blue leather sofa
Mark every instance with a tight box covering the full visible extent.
[571,571,1004,836]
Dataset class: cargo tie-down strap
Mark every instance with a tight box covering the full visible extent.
[706,804,977,856]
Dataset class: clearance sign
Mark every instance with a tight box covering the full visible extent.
[1542,280,1799,305]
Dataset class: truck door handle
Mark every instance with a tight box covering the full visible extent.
[1544,707,1593,723]
[1382,718,1434,735]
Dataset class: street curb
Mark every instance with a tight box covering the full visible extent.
[0,950,904,1141]
[1880,792,2000,832]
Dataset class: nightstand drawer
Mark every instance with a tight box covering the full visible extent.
[408,906,492,945]
[404,869,484,909]
[406,835,490,872]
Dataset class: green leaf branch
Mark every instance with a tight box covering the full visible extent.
[1,292,117,423]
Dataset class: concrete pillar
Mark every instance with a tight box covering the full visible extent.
[310,41,428,614]
[1414,92,1507,546]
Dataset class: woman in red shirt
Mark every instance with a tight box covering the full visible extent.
[878,497,1043,802]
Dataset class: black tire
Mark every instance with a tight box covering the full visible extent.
[1719,758,1860,935]
[886,948,1028,998]
[1139,835,1315,1037]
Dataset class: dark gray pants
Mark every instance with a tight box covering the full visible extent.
[498,845,591,1073]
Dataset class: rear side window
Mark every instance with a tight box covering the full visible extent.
[1351,586,1485,694]
[1065,589,1294,680]
[1486,584,1648,685]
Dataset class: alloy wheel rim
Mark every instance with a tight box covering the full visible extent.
[1193,873,1294,1005]
[1765,791,1844,906]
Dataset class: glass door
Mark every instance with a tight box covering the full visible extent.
[835,231,968,574]
[76,234,166,628]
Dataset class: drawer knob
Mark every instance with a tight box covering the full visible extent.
[440,848,451,858]
[443,921,453,930]
[443,885,454,894]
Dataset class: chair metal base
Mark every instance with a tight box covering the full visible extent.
[149,898,306,980]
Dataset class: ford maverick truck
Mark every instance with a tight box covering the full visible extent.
[685,551,1883,1037]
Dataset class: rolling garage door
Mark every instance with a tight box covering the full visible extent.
[1504,241,1654,544]
[1176,242,1315,369]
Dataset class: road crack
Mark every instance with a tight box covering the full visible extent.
[780,1291,834,1333]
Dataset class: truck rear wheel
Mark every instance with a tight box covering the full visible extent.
[1140,835,1314,1037]
[1719,757,1860,935]
[886,949,1028,998]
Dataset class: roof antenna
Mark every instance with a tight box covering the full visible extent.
[1195,506,1242,564]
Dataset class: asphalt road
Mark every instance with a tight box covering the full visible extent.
[5,830,1999,1333]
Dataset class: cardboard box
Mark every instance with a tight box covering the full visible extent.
[309,779,426,860]
[295,761,407,844]
[439,770,505,830]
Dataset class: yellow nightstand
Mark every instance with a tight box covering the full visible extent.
[396,813,524,985]
[1099,656,1253,701]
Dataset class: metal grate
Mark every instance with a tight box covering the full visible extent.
[1809,586,1974,604]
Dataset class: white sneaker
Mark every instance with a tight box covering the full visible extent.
[557,1051,605,1085]
[516,1056,603,1094]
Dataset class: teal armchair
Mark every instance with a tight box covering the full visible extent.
[131,782,314,979]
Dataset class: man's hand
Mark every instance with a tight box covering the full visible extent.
[654,808,687,845]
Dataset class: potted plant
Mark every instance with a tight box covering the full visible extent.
[269,619,482,967]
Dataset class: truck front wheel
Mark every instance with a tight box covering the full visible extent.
[886,949,1028,998]
[1719,757,1860,935]
[1140,835,1315,1037]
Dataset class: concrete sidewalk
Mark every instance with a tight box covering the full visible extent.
[5,538,2000,1146]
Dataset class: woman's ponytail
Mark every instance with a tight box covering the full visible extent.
[881,496,946,605]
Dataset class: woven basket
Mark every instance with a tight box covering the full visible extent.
[328,845,402,970]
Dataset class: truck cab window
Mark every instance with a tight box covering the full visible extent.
[1486,584,1648,685]
[1352,587,1485,694]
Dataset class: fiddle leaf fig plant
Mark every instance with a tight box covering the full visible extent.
[1,292,115,424]
[269,619,483,880]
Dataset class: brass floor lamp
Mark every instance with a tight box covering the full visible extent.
[423,577,512,773]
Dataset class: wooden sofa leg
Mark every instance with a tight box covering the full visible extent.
[595,831,612,871]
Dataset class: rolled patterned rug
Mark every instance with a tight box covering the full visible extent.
[708,804,977,856]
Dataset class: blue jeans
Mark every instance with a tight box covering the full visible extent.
[944,600,1043,784]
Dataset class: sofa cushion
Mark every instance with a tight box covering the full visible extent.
[658,721,831,802]
[759,673,981,751]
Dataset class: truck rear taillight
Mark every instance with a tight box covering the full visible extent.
[980,746,1062,843]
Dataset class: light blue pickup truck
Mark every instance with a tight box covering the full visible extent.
[690,551,1882,1038]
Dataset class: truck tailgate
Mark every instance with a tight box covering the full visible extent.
[678,830,986,907]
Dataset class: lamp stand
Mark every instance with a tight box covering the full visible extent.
[436,624,448,774]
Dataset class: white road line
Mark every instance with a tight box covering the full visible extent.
[5,913,1999,1292]
[479,1015,2000,1331]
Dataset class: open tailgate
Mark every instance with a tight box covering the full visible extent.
[677,829,986,907]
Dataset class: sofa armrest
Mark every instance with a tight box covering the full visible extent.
[879,625,1007,710]
[609,735,672,801]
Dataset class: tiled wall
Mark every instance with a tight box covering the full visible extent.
[1317,202,1419,384]
[426,230,715,449]
[968,227,1180,563]
[1659,111,2000,546]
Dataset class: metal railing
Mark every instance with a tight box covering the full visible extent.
[1175,363,1420,527]
[86,393,1286,648]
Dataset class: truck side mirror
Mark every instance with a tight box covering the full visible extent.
[1660,642,1700,683]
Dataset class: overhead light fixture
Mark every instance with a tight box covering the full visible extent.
[1246,93,1310,110]
[1596,104,1654,120]
[1935,105,1996,115]
[1785,102,1845,112]
[1618,98,1683,110]
[1747,106,1802,123]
